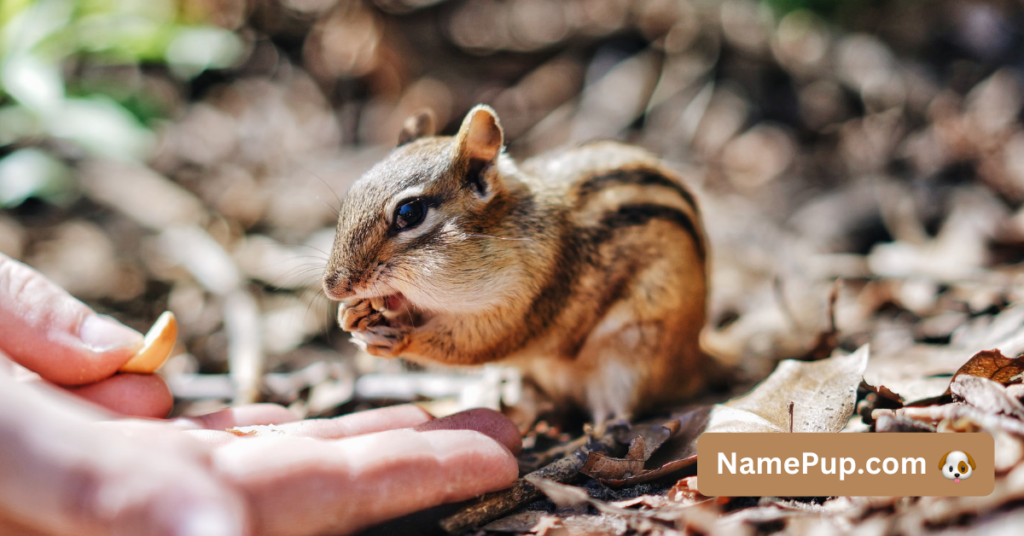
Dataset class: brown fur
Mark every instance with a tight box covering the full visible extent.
[323,105,709,422]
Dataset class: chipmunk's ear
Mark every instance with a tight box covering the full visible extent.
[454,105,504,198]
[398,109,436,146]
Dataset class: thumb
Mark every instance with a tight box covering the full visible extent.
[0,254,143,385]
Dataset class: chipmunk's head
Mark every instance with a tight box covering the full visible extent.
[323,105,519,316]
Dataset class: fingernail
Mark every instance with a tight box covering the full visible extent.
[79,314,144,354]
[175,506,243,536]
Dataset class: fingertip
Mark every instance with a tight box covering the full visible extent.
[413,407,523,455]
[78,314,145,360]
[67,373,173,418]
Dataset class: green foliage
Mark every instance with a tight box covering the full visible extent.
[0,0,244,206]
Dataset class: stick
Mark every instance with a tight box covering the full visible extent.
[439,432,619,533]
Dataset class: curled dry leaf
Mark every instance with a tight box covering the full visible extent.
[118,311,178,374]
[950,375,1024,419]
[597,456,699,489]
[951,349,1024,387]
[580,436,646,481]
[614,420,678,459]
[668,476,708,504]
[861,381,905,405]
[590,407,710,489]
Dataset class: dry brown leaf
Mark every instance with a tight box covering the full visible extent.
[862,381,905,405]
[704,345,869,434]
[525,476,592,510]
[592,408,710,489]
[580,437,646,480]
[597,455,698,489]
[613,421,677,460]
[668,476,708,504]
[951,348,1024,386]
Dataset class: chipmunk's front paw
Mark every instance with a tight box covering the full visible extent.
[351,324,409,358]
[339,299,383,332]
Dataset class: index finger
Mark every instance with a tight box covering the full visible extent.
[214,409,520,536]
[0,254,143,385]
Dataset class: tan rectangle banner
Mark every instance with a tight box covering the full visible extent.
[697,433,993,497]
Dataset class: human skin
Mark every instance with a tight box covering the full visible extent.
[0,253,520,536]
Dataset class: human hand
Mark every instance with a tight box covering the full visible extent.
[0,254,520,535]
[0,370,519,536]
[0,253,170,417]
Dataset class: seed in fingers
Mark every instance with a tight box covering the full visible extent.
[119,311,178,374]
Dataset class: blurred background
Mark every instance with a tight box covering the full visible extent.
[4,0,1024,422]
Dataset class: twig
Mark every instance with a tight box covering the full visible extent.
[788,401,795,433]
[439,431,619,533]
[518,434,590,472]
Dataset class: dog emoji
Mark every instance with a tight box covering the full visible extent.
[939,451,975,483]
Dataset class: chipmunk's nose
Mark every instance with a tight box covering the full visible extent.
[323,271,357,300]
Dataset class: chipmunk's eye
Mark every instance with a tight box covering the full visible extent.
[394,199,426,231]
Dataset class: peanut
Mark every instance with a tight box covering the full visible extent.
[119,311,178,374]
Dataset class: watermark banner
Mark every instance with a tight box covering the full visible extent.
[698,433,993,497]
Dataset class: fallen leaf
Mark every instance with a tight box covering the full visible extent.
[864,305,1024,402]
[668,476,709,504]
[596,455,698,489]
[861,381,905,405]
[531,516,566,536]
[580,437,646,480]
[613,421,676,460]
[593,407,711,489]
[705,345,869,433]
[556,514,627,536]
[525,475,593,510]
[873,412,935,433]
[886,404,1024,436]
[993,430,1024,473]
[950,375,1024,419]
[609,496,668,509]
[951,348,1024,386]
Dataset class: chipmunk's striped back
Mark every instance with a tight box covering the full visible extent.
[508,141,709,420]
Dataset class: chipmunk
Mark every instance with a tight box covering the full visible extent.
[323,105,710,423]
